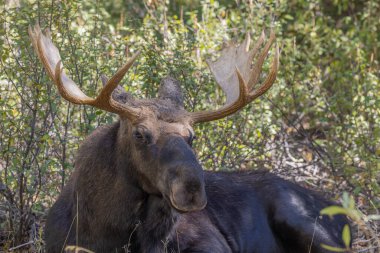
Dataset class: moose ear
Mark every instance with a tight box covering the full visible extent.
[158,76,184,108]
[101,75,134,104]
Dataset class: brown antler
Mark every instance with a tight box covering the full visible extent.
[190,31,279,123]
[28,25,141,120]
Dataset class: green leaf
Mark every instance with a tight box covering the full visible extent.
[320,206,349,218]
[342,225,351,247]
[320,244,347,252]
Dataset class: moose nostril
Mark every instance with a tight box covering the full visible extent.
[186,181,201,194]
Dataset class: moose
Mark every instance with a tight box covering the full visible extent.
[29,25,350,253]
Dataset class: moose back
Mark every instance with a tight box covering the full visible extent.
[29,25,350,253]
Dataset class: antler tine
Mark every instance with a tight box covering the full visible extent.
[190,30,279,124]
[29,25,93,104]
[247,31,276,90]
[190,68,249,122]
[98,51,140,99]
[29,24,141,120]
[249,43,279,100]
[249,31,266,67]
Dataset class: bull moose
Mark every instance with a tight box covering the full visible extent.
[29,24,350,253]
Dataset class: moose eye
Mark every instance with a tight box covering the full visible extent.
[133,128,152,145]
[134,131,144,140]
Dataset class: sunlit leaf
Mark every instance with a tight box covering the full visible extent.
[342,225,351,247]
[321,244,348,252]
[320,206,349,218]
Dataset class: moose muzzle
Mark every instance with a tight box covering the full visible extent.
[169,166,207,212]
[159,136,207,212]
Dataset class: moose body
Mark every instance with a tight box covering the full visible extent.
[28,25,350,253]
[46,122,347,253]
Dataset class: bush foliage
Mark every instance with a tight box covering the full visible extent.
[0,0,379,251]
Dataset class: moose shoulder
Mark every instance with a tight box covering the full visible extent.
[29,25,350,253]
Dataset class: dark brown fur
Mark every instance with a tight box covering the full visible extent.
[45,78,350,253]
[45,124,350,253]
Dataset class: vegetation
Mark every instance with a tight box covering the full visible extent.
[1,0,379,252]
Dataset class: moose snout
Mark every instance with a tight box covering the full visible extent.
[159,135,207,212]
[165,162,207,212]
[170,179,207,212]
[170,176,207,212]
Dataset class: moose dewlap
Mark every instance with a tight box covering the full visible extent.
[29,24,350,253]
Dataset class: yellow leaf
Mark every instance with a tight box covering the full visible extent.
[320,206,349,218]
[303,151,313,162]
[342,224,351,247]
[12,109,18,117]
[320,244,347,252]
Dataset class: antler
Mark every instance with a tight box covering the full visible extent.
[190,31,279,123]
[28,25,141,121]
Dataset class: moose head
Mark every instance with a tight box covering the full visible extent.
[28,25,278,213]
